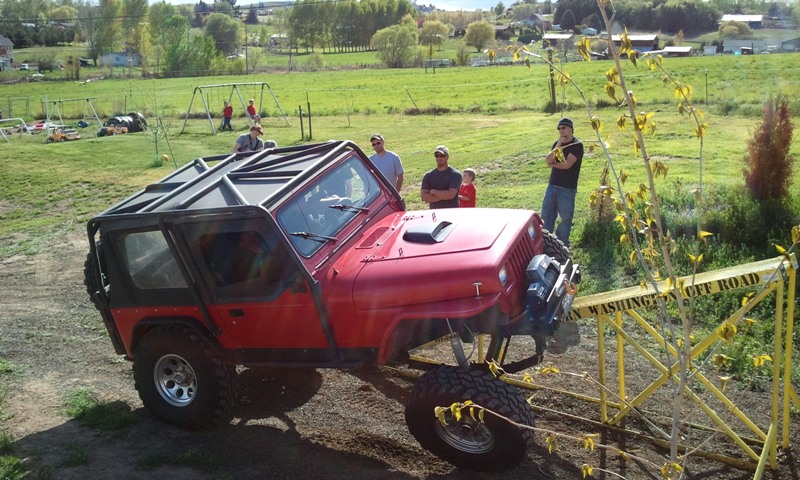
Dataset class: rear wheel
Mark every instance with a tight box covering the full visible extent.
[133,326,236,429]
[405,366,534,472]
[542,229,570,264]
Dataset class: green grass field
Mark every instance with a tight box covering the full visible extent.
[1,53,799,288]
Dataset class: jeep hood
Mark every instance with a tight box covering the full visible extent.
[350,208,534,311]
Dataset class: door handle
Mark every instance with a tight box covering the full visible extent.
[229,309,245,317]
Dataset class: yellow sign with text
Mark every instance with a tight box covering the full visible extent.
[569,257,788,321]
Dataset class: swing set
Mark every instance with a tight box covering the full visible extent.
[42,96,102,129]
[179,82,289,135]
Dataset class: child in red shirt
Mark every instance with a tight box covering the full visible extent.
[458,168,476,208]
[221,101,233,131]
[247,99,257,120]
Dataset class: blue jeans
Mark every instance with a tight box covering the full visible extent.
[541,184,576,247]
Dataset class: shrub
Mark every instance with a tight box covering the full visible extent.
[701,185,797,256]
[743,95,795,202]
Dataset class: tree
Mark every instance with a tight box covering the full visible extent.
[148,2,177,73]
[370,24,418,68]
[245,7,258,25]
[121,0,148,55]
[49,5,78,22]
[95,0,121,60]
[718,20,752,38]
[204,12,244,55]
[162,15,219,77]
[560,9,577,31]
[743,96,795,202]
[464,20,494,52]
[494,2,505,17]
[419,20,448,61]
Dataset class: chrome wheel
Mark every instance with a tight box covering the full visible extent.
[153,353,197,407]
[434,411,495,454]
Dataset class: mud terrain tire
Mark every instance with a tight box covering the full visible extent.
[405,366,534,472]
[542,229,570,264]
[133,326,236,429]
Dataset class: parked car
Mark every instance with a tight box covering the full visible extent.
[84,140,580,472]
[18,63,29,71]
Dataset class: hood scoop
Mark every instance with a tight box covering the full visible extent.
[402,221,455,244]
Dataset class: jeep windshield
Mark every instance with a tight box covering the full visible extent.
[277,156,380,256]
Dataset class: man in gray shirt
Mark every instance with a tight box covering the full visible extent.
[368,133,404,191]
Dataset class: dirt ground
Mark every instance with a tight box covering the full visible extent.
[0,228,798,480]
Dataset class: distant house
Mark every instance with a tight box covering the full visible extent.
[0,35,13,69]
[98,52,141,67]
[662,46,692,57]
[495,24,513,41]
[269,34,289,48]
[543,33,574,48]
[703,45,719,56]
[721,39,767,54]
[781,36,800,52]
[721,14,763,29]
[611,34,659,52]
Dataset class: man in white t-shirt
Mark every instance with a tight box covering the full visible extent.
[368,133,404,191]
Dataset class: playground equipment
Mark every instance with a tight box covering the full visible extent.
[0,117,33,142]
[179,82,289,135]
[41,96,102,129]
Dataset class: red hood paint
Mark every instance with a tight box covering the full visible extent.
[350,208,533,312]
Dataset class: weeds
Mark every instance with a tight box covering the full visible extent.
[0,431,25,480]
[64,388,136,431]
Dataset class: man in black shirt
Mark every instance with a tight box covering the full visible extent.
[541,117,584,247]
[421,145,462,209]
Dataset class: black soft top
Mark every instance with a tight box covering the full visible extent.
[97,140,367,217]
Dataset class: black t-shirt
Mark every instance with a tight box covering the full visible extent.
[422,166,462,209]
[549,137,584,189]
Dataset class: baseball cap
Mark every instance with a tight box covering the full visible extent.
[434,145,449,155]
[557,117,574,129]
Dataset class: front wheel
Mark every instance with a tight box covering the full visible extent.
[133,326,236,429]
[405,366,534,472]
[542,229,570,264]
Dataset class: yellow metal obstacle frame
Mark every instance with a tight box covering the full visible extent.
[410,254,797,477]
[567,254,798,477]
[559,254,796,476]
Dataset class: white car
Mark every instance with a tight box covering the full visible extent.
[18,63,29,71]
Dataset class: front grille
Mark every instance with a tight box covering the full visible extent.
[507,234,537,311]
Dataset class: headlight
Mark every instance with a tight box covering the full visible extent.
[499,264,508,286]
[528,222,536,239]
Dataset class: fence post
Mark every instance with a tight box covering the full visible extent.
[298,105,304,140]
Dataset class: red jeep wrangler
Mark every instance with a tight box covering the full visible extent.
[85,140,579,472]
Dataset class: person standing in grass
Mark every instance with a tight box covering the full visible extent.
[421,145,461,209]
[541,117,584,247]
[458,168,477,208]
[220,101,233,131]
[247,99,257,121]
[368,133,405,191]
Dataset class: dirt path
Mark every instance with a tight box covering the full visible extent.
[0,228,797,479]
